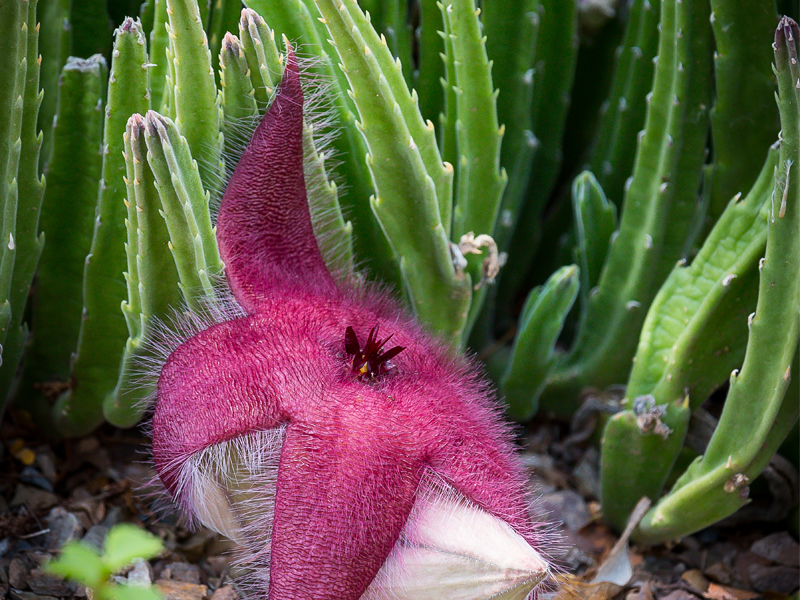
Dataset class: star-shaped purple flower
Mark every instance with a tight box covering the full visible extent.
[151,51,549,599]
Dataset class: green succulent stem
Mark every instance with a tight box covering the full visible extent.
[0,0,28,358]
[494,0,578,326]
[219,31,258,152]
[587,0,660,206]
[164,0,224,194]
[633,16,800,544]
[105,114,182,427]
[707,0,779,223]
[36,0,70,172]
[416,0,445,127]
[0,0,44,415]
[53,18,151,436]
[500,265,579,421]
[445,0,506,242]
[571,171,617,316]
[143,111,223,310]
[482,0,539,241]
[23,55,107,422]
[208,0,244,84]
[540,0,714,418]
[149,0,170,111]
[314,0,470,341]
[600,147,779,529]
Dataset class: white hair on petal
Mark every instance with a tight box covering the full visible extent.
[175,427,286,596]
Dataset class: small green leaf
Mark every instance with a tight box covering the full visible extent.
[46,543,105,589]
[101,524,163,573]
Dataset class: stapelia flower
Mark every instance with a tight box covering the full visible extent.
[151,50,550,599]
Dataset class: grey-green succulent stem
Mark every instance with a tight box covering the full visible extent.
[599,146,779,530]
[441,0,507,336]
[243,0,352,114]
[219,32,259,154]
[493,0,577,326]
[149,0,170,111]
[239,9,283,105]
[208,0,244,86]
[318,0,454,236]
[482,0,539,242]
[0,0,27,355]
[24,55,106,409]
[629,147,779,405]
[634,18,800,543]
[164,0,224,194]
[540,0,714,418]
[314,0,471,341]
[105,114,182,427]
[438,1,457,168]
[600,397,691,531]
[500,265,579,421]
[243,0,399,286]
[375,0,411,81]
[143,111,222,311]
[36,0,70,172]
[0,0,46,413]
[445,0,507,241]
[707,0,779,223]
[140,0,156,35]
[303,120,355,279]
[496,0,577,254]
[416,0,445,127]
[587,0,660,206]
[571,171,617,316]
[53,19,151,436]
[69,0,110,59]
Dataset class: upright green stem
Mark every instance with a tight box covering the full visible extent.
[54,19,151,436]
[707,0,779,223]
[540,0,714,418]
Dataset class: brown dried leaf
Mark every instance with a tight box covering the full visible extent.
[703,583,760,600]
[552,574,624,600]
[682,569,711,593]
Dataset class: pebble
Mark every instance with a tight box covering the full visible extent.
[540,489,592,531]
[81,525,109,552]
[747,563,800,594]
[156,579,209,600]
[9,591,59,600]
[0,537,12,558]
[35,447,57,482]
[44,507,84,550]
[750,532,800,567]
[162,562,202,584]
[8,557,30,589]
[572,447,601,499]
[9,485,59,512]
[127,558,154,586]
[658,591,699,600]
[19,467,53,493]
[100,506,123,529]
[27,568,73,597]
[210,586,238,600]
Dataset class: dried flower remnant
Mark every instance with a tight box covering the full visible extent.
[150,50,549,599]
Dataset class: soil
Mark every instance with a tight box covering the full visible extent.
[0,413,797,600]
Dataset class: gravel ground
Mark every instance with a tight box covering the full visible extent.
[0,416,797,600]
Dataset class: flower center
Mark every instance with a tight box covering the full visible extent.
[344,325,405,382]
